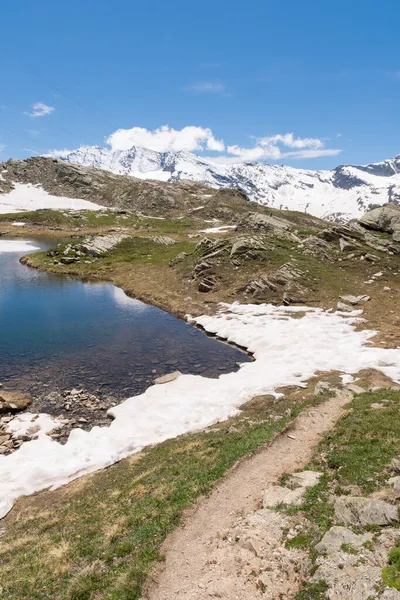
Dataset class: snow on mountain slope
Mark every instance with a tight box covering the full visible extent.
[62,146,400,221]
[0,183,105,214]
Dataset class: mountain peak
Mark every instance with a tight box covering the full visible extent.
[61,146,400,221]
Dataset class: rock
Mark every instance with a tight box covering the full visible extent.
[381,589,400,599]
[334,496,399,526]
[360,203,400,234]
[0,391,32,413]
[364,252,380,262]
[370,402,385,409]
[345,383,366,395]
[392,458,400,473]
[149,236,175,245]
[339,294,370,306]
[154,371,182,385]
[60,256,76,264]
[315,526,372,554]
[198,278,216,293]
[282,283,309,305]
[169,251,190,266]
[388,476,400,491]
[77,234,130,257]
[236,211,293,233]
[393,231,400,243]
[287,471,323,490]
[262,485,305,508]
[230,235,267,259]
[314,381,332,396]
[302,236,334,261]
[337,301,356,312]
[339,238,359,252]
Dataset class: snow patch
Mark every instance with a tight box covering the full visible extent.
[200,225,237,234]
[6,413,64,439]
[0,183,105,214]
[1,302,400,519]
[0,240,41,253]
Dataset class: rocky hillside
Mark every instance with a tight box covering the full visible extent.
[0,157,250,221]
[61,145,400,221]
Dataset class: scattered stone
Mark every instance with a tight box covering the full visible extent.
[339,294,370,306]
[154,371,182,385]
[0,391,32,413]
[334,496,399,526]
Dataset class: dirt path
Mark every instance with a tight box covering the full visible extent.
[144,390,353,600]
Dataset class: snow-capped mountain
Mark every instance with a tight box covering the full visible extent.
[62,146,400,221]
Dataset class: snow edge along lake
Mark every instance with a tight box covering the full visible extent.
[1,301,400,519]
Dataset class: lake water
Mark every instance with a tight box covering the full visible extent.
[0,238,251,401]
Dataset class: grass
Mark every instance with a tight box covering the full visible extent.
[285,388,400,598]
[382,538,400,591]
[0,208,199,234]
[0,391,314,600]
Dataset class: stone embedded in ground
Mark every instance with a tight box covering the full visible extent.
[345,383,366,395]
[154,371,182,385]
[287,471,323,490]
[313,527,400,600]
[339,294,370,306]
[314,381,332,396]
[392,458,400,473]
[388,476,400,491]
[337,301,355,312]
[334,496,399,526]
[0,391,32,413]
[315,526,372,554]
[381,589,400,599]
[339,237,359,252]
[262,485,305,508]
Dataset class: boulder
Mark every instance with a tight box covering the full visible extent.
[0,391,32,413]
[230,236,267,259]
[334,496,399,526]
[360,203,400,234]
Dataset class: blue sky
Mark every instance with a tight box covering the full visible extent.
[1,0,400,169]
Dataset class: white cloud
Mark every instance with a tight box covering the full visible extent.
[106,125,225,153]
[49,125,341,164]
[24,102,55,118]
[0,144,5,153]
[45,148,74,158]
[185,81,227,94]
[219,132,341,163]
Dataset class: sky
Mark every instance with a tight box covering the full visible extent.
[1,0,400,170]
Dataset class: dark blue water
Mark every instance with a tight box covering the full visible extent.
[0,238,250,399]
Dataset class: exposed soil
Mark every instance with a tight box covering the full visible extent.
[143,390,353,600]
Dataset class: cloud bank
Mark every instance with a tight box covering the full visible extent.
[49,124,342,163]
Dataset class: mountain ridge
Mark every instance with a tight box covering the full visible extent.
[61,146,400,221]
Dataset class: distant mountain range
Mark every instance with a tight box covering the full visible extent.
[61,146,400,220]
